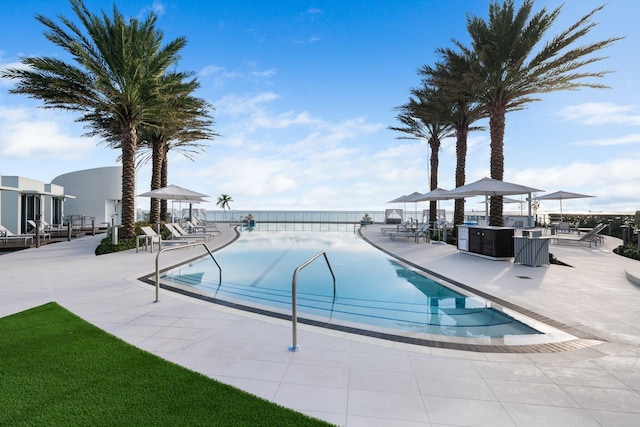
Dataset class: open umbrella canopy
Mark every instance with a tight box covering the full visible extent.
[535,190,595,221]
[448,178,543,227]
[137,184,209,201]
[388,191,423,221]
[536,190,595,201]
[447,177,542,197]
[387,191,423,203]
[408,188,455,202]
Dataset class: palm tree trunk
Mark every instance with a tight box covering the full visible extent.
[149,137,164,224]
[160,146,168,221]
[454,126,468,231]
[489,106,506,226]
[120,123,137,239]
[429,138,439,224]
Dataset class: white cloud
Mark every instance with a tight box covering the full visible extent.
[199,63,275,89]
[0,106,98,160]
[559,102,640,126]
[216,92,280,116]
[573,133,640,146]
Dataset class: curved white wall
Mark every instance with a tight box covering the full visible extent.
[52,166,122,225]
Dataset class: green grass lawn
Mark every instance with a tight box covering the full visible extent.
[0,302,333,426]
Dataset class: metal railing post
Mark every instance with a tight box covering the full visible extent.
[290,251,336,351]
[154,242,221,303]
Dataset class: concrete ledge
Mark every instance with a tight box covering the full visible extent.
[625,269,640,287]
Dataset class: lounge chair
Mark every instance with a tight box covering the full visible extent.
[27,220,52,241]
[41,219,71,235]
[0,224,35,246]
[388,223,431,243]
[185,220,205,232]
[175,223,215,240]
[136,226,188,252]
[191,217,221,235]
[552,223,607,248]
[164,223,209,242]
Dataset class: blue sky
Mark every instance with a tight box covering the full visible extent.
[1,0,638,215]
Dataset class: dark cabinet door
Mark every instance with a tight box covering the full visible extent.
[469,228,483,253]
[468,228,514,257]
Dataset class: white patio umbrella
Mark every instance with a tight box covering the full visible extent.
[388,191,423,221]
[137,184,209,201]
[448,177,543,227]
[408,188,456,221]
[535,190,595,221]
[138,184,209,224]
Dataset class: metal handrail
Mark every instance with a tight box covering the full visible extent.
[289,251,336,352]
[154,242,221,302]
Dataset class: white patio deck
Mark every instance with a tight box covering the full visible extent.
[1,224,640,426]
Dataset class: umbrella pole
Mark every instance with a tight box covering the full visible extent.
[485,196,489,226]
[527,192,533,228]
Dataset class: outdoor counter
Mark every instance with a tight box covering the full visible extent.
[457,225,515,259]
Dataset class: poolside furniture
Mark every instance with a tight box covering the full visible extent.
[190,216,221,235]
[164,223,209,242]
[137,226,160,252]
[552,223,607,248]
[388,223,431,243]
[384,209,403,224]
[185,220,206,233]
[173,223,214,241]
[41,219,72,236]
[137,226,189,252]
[0,224,35,247]
[458,225,515,259]
[26,220,52,241]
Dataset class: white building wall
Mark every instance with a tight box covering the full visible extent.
[52,166,122,226]
[0,176,66,233]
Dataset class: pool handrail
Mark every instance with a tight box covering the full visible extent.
[289,251,336,352]
[154,242,221,303]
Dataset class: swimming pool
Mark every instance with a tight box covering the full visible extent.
[158,225,552,342]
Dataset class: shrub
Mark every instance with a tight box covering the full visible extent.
[549,252,571,266]
[94,221,165,255]
[95,237,136,255]
[614,244,640,261]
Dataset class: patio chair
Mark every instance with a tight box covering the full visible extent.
[388,222,431,243]
[191,216,221,235]
[552,223,606,248]
[185,220,209,234]
[27,220,52,241]
[137,226,188,252]
[0,224,35,246]
[164,223,209,242]
[173,223,214,241]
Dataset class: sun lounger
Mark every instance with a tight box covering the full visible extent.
[552,223,607,248]
[173,223,215,241]
[164,223,209,242]
[27,220,52,241]
[0,224,35,246]
[137,226,188,252]
[388,223,431,243]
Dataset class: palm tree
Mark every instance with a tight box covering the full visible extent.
[459,0,622,225]
[137,81,217,223]
[0,0,188,238]
[216,194,233,221]
[418,50,488,228]
[391,95,454,224]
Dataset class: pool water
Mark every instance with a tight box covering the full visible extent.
[160,228,541,338]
